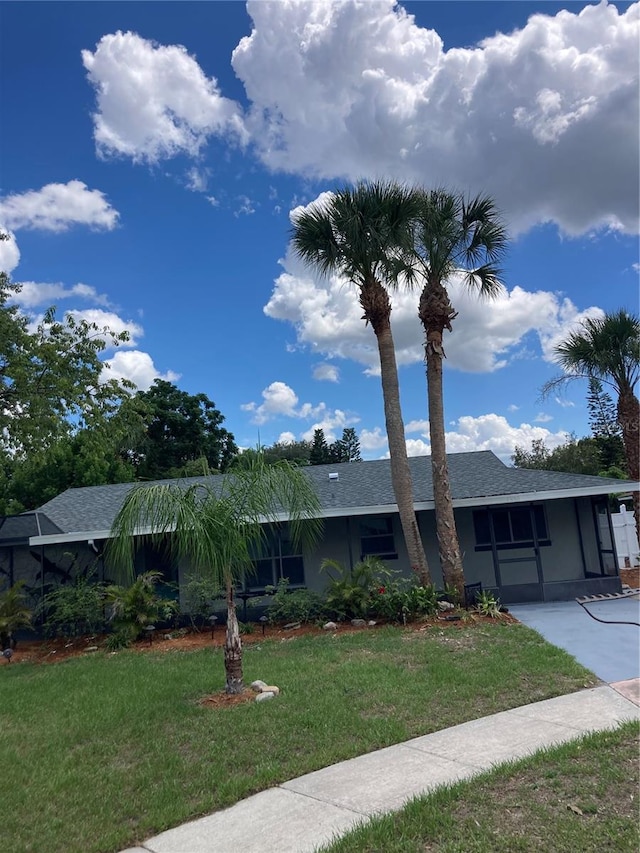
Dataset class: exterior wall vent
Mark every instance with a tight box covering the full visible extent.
[328,472,339,481]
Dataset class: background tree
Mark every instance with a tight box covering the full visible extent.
[512,435,626,478]
[410,190,508,599]
[543,310,639,537]
[587,377,626,474]
[329,427,362,463]
[292,181,431,584]
[0,268,132,456]
[131,380,238,479]
[309,428,331,465]
[262,439,311,466]
[107,454,321,694]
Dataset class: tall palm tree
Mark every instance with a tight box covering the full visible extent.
[410,190,508,600]
[544,310,640,538]
[106,454,322,694]
[291,180,431,585]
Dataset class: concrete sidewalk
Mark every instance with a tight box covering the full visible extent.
[121,683,639,853]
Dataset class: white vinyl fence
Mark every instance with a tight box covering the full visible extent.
[612,504,639,568]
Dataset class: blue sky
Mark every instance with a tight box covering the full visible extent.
[1,1,638,462]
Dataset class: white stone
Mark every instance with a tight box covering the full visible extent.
[260,685,280,695]
[323,622,338,631]
[251,680,267,692]
[255,691,275,702]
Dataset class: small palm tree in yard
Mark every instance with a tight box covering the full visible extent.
[107,454,322,693]
[409,189,508,600]
[291,180,432,585]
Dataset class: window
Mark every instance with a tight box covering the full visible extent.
[247,527,305,590]
[360,516,398,560]
[473,506,549,550]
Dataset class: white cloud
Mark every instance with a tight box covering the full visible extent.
[234,195,256,216]
[359,426,389,453]
[185,166,211,192]
[405,419,429,434]
[67,309,144,347]
[233,0,639,236]
[15,281,111,309]
[0,229,20,273]
[313,362,339,382]
[554,397,576,408]
[242,381,300,424]
[82,30,247,163]
[299,408,356,444]
[206,195,219,207]
[534,412,553,423]
[242,380,358,441]
[0,181,119,232]
[507,404,519,412]
[276,431,297,445]
[103,350,180,390]
[265,226,607,375]
[441,414,568,462]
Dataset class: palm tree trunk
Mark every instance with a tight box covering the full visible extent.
[363,281,431,585]
[420,284,465,602]
[617,387,640,542]
[224,577,244,694]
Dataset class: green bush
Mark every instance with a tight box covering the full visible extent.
[320,556,384,620]
[0,581,32,649]
[183,574,222,628]
[105,571,179,646]
[39,573,106,638]
[263,578,325,625]
[475,590,502,618]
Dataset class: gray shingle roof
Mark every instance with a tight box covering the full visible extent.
[34,451,638,539]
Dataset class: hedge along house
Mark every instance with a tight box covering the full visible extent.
[2,451,638,610]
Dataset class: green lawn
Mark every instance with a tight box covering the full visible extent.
[1,623,597,853]
[320,721,640,853]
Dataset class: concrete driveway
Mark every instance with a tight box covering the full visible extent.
[510,595,640,683]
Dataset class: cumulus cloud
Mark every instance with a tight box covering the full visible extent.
[403,413,570,463]
[313,362,339,382]
[0,229,20,273]
[82,30,247,162]
[103,350,180,390]
[242,380,358,441]
[15,281,111,309]
[0,181,119,232]
[265,226,605,375]
[360,426,390,453]
[233,0,639,235]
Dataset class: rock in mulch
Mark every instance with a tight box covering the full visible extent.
[351,618,367,627]
[323,621,338,631]
[438,600,455,611]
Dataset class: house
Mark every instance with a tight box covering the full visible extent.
[1,451,637,609]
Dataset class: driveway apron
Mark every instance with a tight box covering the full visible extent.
[510,596,640,683]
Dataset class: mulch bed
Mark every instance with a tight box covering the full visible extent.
[5,610,516,667]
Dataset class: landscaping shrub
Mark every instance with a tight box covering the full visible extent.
[105,571,179,646]
[0,581,32,649]
[320,556,383,619]
[183,574,222,629]
[262,578,325,624]
[39,572,106,638]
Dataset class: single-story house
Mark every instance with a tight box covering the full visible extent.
[1,451,638,609]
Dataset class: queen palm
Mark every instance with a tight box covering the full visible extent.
[410,190,508,600]
[107,454,321,694]
[544,310,640,538]
[291,180,431,585]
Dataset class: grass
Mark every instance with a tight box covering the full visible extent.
[320,721,640,852]
[1,623,597,853]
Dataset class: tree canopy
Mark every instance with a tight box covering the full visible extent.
[129,380,238,479]
[0,267,132,457]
